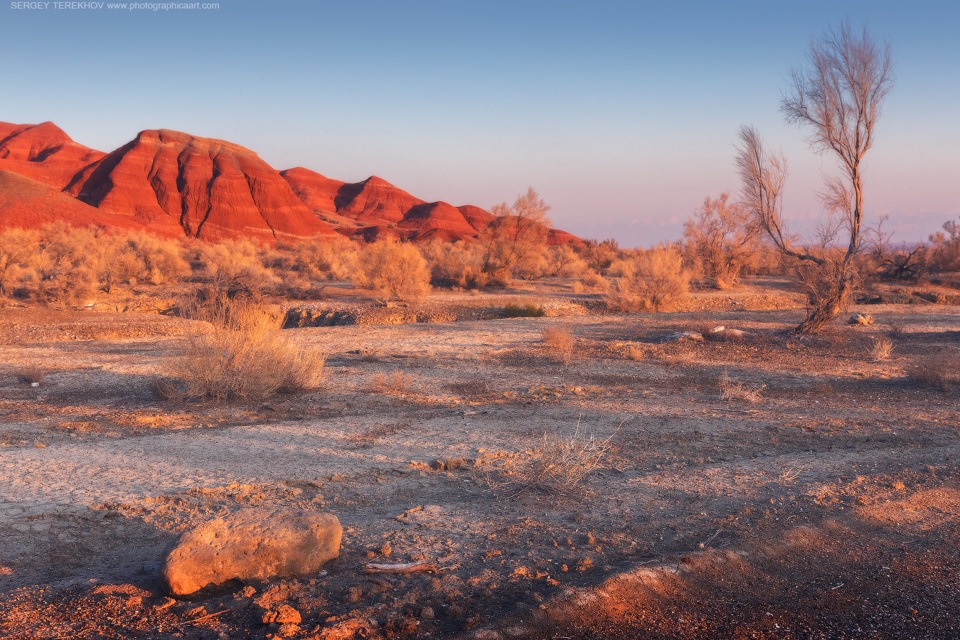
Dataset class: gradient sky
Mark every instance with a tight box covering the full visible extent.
[3,0,957,246]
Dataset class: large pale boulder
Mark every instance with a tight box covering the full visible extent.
[161,509,342,597]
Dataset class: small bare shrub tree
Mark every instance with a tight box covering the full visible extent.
[267,235,360,297]
[929,218,960,273]
[480,187,552,285]
[865,216,928,282]
[354,239,431,302]
[289,235,360,282]
[682,193,761,289]
[738,24,893,333]
[547,244,590,278]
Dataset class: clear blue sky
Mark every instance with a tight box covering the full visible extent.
[3,0,957,246]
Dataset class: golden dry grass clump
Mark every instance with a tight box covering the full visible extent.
[482,422,613,498]
[869,336,894,362]
[719,371,765,404]
[372,369,416,396]
[165,297,325,402]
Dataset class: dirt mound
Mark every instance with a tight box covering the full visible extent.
[66,129,336,243]
[0,122,105,189]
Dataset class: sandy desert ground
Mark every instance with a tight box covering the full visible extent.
[1,279,958,639]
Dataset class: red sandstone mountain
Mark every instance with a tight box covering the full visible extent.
[279,167,344,214]
[279,168,362,231]
[399,201,481,239]
[0,121,581,245]
[281,168,498,242]
[333,175,425,225]
[0,122,104,189]
[456,205,495,232]
[0,170,146,233]
[66,130,335,243]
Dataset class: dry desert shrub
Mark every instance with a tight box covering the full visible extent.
[542,327,575,364]
[792,250,865,334]
[354,239,431,302]
[276,236,360,284]
[869,336,894,362]
[420,239,488,289]
[0,227,40,298]
[511,243,552,280]
[580,238,620,275]
[503,302,546,318]
[483,422,613,498]
[194,238,276,298]
[624,343,646,361]
[910,352,960,392]
[547,244,590,278]
[605,245,690,312]
[16,365,46,385]
[2,225,189,302]
[372,369,415,396]
[581,269,610,291]
[98,231,189,292]
[28,222,100,306]
[170,297,325,402]
[719,371,766,403]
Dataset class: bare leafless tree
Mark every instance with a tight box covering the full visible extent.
[737,23,893,333]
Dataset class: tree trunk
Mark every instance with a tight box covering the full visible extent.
[793,268,853,334]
